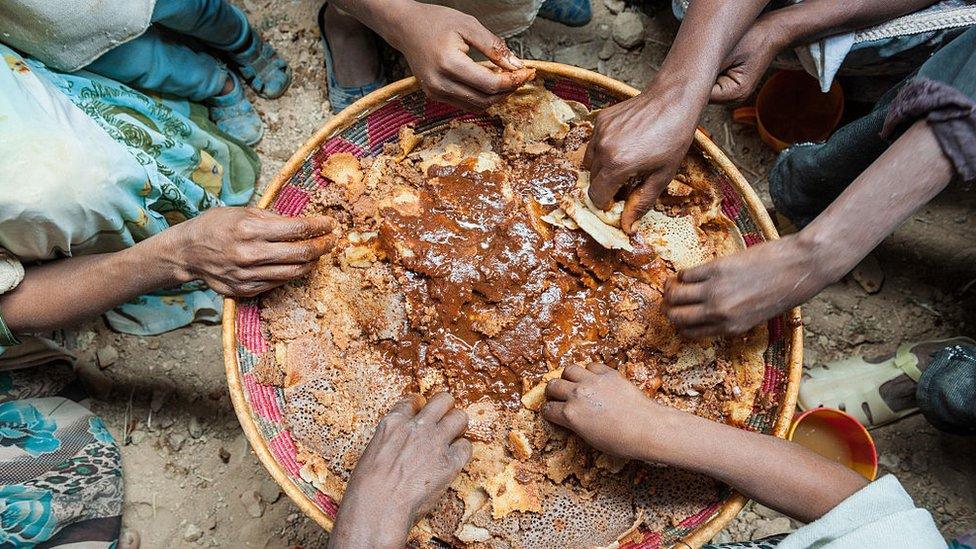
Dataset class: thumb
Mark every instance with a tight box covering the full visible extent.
[710,76,738,103]
[621,172,669,234]
[459,20,524,71]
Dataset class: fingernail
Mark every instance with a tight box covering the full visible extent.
[507,54,525,68]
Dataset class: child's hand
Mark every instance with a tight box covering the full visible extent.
[542,363,665,460]
[710,17,790,104]
[385,2,535,111]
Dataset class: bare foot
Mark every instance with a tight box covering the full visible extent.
[320,4,381,87]
[664,234,836,338]
[327,393,471,549]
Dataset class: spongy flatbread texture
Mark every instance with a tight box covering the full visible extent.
[260,85,770,548]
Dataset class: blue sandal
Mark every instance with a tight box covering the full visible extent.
[228,29,292,99]
[318,3,387,113]
[206,71,264,145]
[538,0,593,27]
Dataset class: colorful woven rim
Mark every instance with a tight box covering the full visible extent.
[223,63,802,548]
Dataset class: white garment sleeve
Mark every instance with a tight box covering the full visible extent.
[0,249,24,295]
[777,475,946,549]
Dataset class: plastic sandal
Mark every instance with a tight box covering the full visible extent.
[228,29,293,99]
[205,71,264,145]
[537,0,593,27]
[318,3,386,113]
[798,337,976,428]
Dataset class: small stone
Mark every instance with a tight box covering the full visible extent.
[612,11,645,49]
[259,480,282,504]
[204,516,217,531]
[150,384,172,413]
[596,22,611,39]
[710,529,733,544]
[599,39,617,60]
[241,490,265,518]
[74,362,114,401]
[878,453,901,470]
[526,37,547,61]
[184,524,203,542]
[751,517,793,540]
[553,41,602,70]
[188,416,205,439]
[753,503,784,520]
[852,253,884,294]
[128,430,147,446]
[803,347,820,368]
[604,0,626,14]
[156,413,176,430]
[166,432,186,453]
[286,513,299,523]
[218,447,231,464]
[96,345,118,369]
[147,339,160,350]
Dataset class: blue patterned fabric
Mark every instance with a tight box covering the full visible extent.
[0,45,259,337]
[0,366,123,548]
[0,402,59,458]
[0,485,56,546]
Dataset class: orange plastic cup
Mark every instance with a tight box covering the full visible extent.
[788,407,878,481]
[732,70,845,152]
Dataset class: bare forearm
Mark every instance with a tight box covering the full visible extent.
[642,406,868,523]
[329,0,413,47]
[764,0,937,48]
[656,0,771,95]
[0,235,181,333]
[803,120,954,283]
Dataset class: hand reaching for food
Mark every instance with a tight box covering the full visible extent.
[663,234,833,338]
[162,207,335,298]
[328,393,472,549]
[542,363,666,460]
[583,88,700,234]
[381,2,535,111]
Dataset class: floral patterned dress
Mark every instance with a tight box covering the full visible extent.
[0,44,258,546]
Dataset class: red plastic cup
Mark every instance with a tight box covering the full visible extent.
[788,407,878,481]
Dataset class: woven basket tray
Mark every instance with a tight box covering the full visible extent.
[222,61,803,548]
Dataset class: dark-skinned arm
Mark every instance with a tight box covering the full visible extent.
[543,363,868,523]
[329,0,535,111]
[664,120,954,337]
[327,394,471,549]
[585,0,772,233]
[1,208,334,334]
[713,0,938,102]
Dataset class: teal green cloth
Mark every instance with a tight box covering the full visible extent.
[0,44,259,339]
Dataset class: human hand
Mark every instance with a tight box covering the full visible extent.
[584,86,702,233]
[663,233,835,337]
[383,1,535,110]
[710,17,790,103]
[542,363,669,460]
[163,207,335,298]
[329,393,471,549]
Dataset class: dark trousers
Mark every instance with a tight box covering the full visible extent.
[770,28,976,434]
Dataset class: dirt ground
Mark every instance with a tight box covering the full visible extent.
[76,0,976,546]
